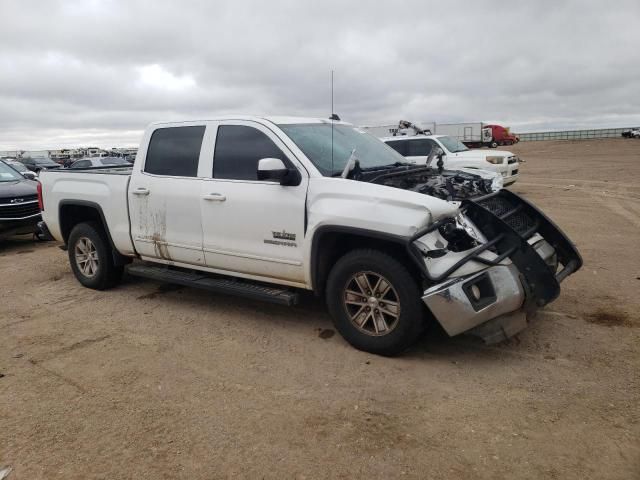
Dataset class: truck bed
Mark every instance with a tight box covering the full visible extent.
[39,166,136,256]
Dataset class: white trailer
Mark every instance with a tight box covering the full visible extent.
[363,121,491,144]
[433,123,492,144]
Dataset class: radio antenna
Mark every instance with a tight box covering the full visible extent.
[331,69,334,176]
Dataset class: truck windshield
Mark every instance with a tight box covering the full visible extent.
[279,123,408,176]
[0,161,24,182]
[438,136,469,153]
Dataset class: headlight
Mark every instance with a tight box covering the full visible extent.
[485,156,504,164]
[491,175,504,191]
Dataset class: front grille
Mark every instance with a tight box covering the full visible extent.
[0,197,40,219]
[477,195,537,237]
[512,169,519,175]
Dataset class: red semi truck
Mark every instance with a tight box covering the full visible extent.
[483,124,519,148]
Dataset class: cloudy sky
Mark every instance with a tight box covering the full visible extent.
[1,0,638,149]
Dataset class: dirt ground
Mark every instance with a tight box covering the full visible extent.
[1,138,639,479]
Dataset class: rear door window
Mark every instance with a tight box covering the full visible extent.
[213,125,287,181]
[144,126,205,177]
[406,139,432,156]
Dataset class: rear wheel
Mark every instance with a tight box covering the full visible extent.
[68,221,123,290]
[326,249,424,356]
[490,141,498,148]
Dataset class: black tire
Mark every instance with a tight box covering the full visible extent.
[67,221,123,290]
[326,249,424,356]
[490,141,498,148]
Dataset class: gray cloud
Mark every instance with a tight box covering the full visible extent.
[1,0,638,149]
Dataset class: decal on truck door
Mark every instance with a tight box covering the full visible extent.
[264,230,297,247]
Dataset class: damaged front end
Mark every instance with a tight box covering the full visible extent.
[408,189,582,344]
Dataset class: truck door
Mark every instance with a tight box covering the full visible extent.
[199,121,308,284]
[128,124,206,266]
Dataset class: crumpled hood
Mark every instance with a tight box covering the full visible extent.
[306,177,459,238]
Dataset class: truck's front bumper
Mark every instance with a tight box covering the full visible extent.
[413,190,582,344]
[422,263,525,339]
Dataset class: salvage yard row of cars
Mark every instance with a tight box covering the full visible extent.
[1,155,132,174]
[31,115,582,356]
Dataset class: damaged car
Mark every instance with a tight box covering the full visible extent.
[38,117,582,356]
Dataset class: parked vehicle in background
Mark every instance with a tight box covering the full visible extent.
[482,124,519,147]
[382,134,520,185]
[427,122,492,147]
[0,160,41,239]
[3,159,37,179]
[19,157,62,174]
[621,128,640,138]
[363,121,519,148]
[69,157,132,169]
[39,116,581,355]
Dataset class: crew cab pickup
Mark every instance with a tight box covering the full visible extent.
[39,117,582,355]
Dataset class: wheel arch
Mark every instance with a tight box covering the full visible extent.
[309,225,424,296]
[59,200,131,266]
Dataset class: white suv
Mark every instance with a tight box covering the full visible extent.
[382,134,520,186]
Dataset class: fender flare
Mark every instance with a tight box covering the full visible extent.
[309,225,421,294]
[58,199,131,266]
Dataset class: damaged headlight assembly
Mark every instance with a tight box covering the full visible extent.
[414,213,487,257]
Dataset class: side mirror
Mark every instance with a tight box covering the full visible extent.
[257,158,301,186]
[23,171,37,180]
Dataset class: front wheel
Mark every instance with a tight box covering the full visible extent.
[326,249,424,356]
[68,221,123,290]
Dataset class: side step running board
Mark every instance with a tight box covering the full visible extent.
[126,263,299,306]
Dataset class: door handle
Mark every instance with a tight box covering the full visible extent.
[202,193,226,202]
[132,187,150,196]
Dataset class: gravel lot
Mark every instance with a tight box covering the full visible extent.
[1,138,639,479]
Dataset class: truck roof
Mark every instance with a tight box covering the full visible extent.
[148,116,352,128]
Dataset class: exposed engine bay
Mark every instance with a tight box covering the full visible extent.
[341,148,502,201]
[372,168,498,201]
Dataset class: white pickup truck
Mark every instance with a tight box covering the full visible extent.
[39,116,581,356]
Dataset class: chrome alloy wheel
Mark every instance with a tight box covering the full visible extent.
[343,271,401,336]
[74,236,99,278]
